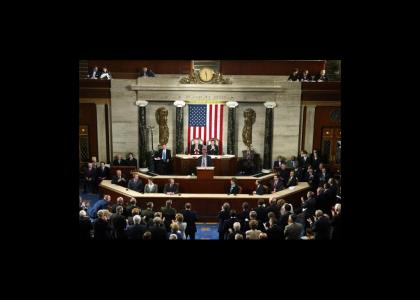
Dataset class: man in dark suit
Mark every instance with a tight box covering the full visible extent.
[330,203,342,240]
[96,162,109,190]
[254,180,266,195]
[149,217,167,240]
[314,69,328,82]
[273,156,285,173]
[266,217,284,240]
[163,178,179,194]
[93,210,112,240]
[87,66,100,79]
[318,167,331,185]
[270,175,284,193]
[299,70,311,82]
[83,163,97,193]
[278,204,292,230]
[161,199,177,231]
[228,177,240,195]
[299,191,317,219]
[113,154,125,166]
[197,148,212,167]
[181,203,198,240]
[303,167,318,191]
[111,170,127,187]
[207,139,219,155]
[218,203,231,240]
[298,150,311,170]
[288,68,300,81]
[266,197,281,219]
[126,215,147,240]
[253,199,268,224]
[310,149,322,170]
[139,67,155,77]
[155,144,171,174]
[222,210,240,239]
[125,153,137,167]
[127,174,143,192]
[278,163,289,186]
[110,206,127,240]
[308,210,331,240]
[286,170,298,187]
[190,138,203,155]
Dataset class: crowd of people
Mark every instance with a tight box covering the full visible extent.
[288,68,329,82]
[80,147,342,240]
[86,66,155,80]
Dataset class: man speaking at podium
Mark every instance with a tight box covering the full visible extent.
[197,148,212,167]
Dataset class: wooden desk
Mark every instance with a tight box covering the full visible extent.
[99,180,310,222]
[174,154,237,176]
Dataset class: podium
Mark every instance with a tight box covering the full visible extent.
[196,167,215,180]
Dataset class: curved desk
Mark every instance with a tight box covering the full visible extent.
[99,180,310,222]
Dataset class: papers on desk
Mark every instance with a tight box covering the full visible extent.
[288,186,296,190]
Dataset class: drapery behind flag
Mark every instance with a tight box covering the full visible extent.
[188,104,224,154]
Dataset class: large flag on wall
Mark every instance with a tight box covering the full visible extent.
[188,104,224,154]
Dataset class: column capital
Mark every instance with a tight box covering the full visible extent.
[264,101,277,109]
[226,101,239,108]
[173,100,186,107]
[135,100,148,107]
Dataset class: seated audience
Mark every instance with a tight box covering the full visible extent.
[288,68,300,81]
[253,180,266,195]
[286,170,298,187]
[125,152,137,166]
[128,174,143,192]
[207,139,219,155]
[144,178,158,193]
[87,66,100,79]
[270,174,284,193]
[111,170,127,187]
[163,178,179,194]
[273,156,285,172]
[113,154,125,166]
[228,177,240,195]
[181,203,198,240]
[99,67,112,79]
[139,67,155,77]
[300,69,311,82]
[315,69,328,82]
[190,138,202,155]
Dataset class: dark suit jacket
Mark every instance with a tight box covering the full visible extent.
[299,74,311,81]
[111,175,127,187]
[266,204,280,219]
[84,167,97,180]
[181,209,198,234]
[128,179,143,192]
[302,197,317,218]
[156,149,171,162]
[299,156,311,169]
[237,210,250,229]
[228,185,240,195]
[273,160,284,170]
[161,206,177,230]
[110,214,127,239]
[266,224,284,240]
[288,74,300,81]
[79,217,93,240]
[254,205,268,223]
[330,213,342,240]
[286,176,298,187]
[311,157,322,169]
[312,216,331,240]
[197,155,212,167]
[207,145,219,155]
[93,219,112,240]
[149,225,167,240]
[88,69,101,78]
[125,158,137,166]
[222,217,240,237]
[318,172,331,184]
[96,167,109,180]
[217,210,231,233]
[163,183,179,194]
[190,144,203,154]
[278,212,291,230]
[255,184,266,195]
[314,74,328,82]
[270,180,284,192]
[278,169,289,184]
[112,159,126,166]
[126,224,147,240]
[139,70,155,77]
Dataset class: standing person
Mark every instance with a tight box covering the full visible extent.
[181,203,198,240]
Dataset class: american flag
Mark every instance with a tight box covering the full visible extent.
[188,104,224,154]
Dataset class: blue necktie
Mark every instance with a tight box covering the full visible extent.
[162,150,166,160]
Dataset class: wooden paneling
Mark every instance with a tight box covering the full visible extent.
[302,82,341,101]
[79,103,98,161]
[79,79,111,99]
[313,106,341,152]
[220,60,326,75]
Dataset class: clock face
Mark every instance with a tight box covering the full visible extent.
[199,67,214,82]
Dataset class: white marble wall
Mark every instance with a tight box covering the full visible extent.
[96,104,107,162]
[110,79,138,160]
[304,105,316,153]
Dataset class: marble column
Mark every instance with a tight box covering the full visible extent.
[174,100,186,154]
[262,102,277,173]
[226,101,239,155]
[136,100,148,172]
